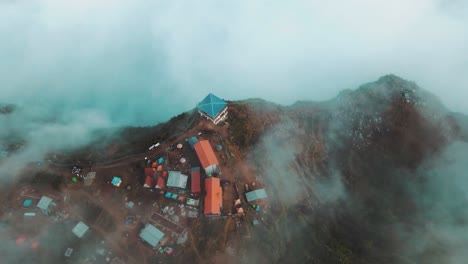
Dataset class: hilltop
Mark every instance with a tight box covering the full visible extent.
[1,75,467,264]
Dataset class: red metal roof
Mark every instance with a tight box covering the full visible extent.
[194,140,219,170]
[145,168,156,177]
[204,177,222,215]
[156,177,166,190]
[144,176,154,188]
[191,168,201,194]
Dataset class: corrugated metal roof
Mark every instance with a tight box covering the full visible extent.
[144,176,154,188]
[72,222,89,238]
[194,140,219,171]
[37,196,52,210]
[191,167,201,194]
[145,168,156,177]
[196,93,227,118]
[246,189,268,202]
[156,177,166,190]
[167,171,188,189]
[204,177,222,215]
[139,224,164,247]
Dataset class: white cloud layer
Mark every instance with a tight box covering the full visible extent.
[0,0,467,126]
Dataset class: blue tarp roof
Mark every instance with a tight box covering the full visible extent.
[23,199,33,207]
[111,176,122,186]
[196,93,227,118]
[188,137,198,148]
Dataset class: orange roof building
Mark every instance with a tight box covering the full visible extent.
[194,140,219,175]
[204,177,222,215]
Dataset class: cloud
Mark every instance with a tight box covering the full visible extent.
[401,141,468,264]
[0,0,467,121]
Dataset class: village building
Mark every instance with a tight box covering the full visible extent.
[196,93,228,125]
[245,189,268,203]
[187,198,200,206]
[144,177,154,188]
[204,177,222,215]
[139,224,165,248]
[191,167,201,194]
[72,222,89,238]
[37,196,53,216]
[144,168,156,188]
[155,176,166,190]
[167,171,188,189]
[111,176,122,187]
[194,140,219,175]
[188,136,198,149]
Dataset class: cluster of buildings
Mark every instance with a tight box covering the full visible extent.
[138,94,228,248]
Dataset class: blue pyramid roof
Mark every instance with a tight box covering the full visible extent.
[196,93,227,118]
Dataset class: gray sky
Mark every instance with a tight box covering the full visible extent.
[1,0,467,127]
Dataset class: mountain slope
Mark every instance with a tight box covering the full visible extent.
[227,75,467,264]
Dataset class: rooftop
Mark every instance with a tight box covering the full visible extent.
[111,176,122,187]
[246,189,268,203]
[139,224,165,247]
[194,140,219,170]
[23,198,33,208]
[72,222,89,238]
[188,136,199,148]
[196,93,227,118]
[191,167,201,194]
[167,171,188,189]
[36,196,53,210]
[204,177,222,215]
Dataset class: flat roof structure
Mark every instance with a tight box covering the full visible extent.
[72,222,89,238]
[204,177,222,215]
[191,167,201,194]
[139,224,165,248]
[246,189,268,203]
[194,140,219,175]
[167,171,188,189]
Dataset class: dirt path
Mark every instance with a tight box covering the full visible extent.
[188,230,203,263]
[222,217,235,250]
